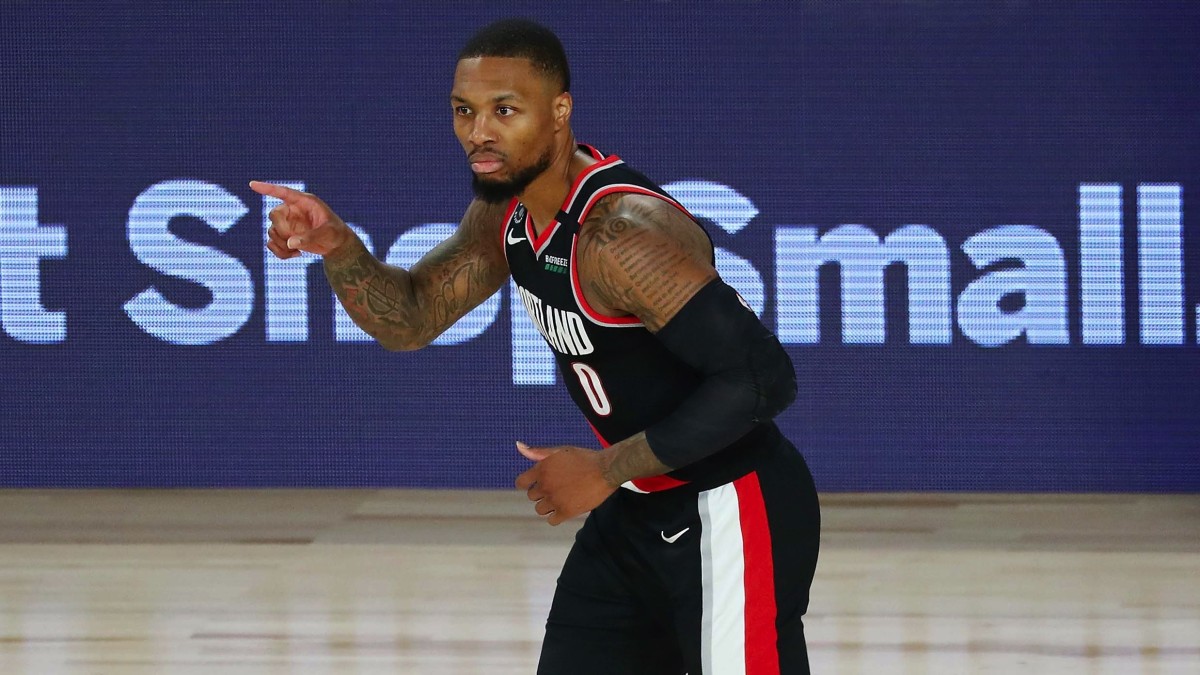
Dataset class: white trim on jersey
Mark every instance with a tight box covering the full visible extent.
[620,480,649,493]
[563,158,625,214]
[569,234,646,328]
[532,220,562,259]
[573,182,687,225]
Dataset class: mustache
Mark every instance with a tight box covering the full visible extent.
[468,148,507,161]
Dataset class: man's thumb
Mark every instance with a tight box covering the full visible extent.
[516,441,554,462]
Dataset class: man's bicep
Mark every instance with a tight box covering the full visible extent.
[408,199,511,339]
[578,194,716,332]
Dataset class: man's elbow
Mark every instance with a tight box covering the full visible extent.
[750,336,797,421]
[755,367,797,421]
[376,333,429,352]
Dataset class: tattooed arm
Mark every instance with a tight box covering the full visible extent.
[253,181,510,351]
[324,199,511,351]
[576,193,715,331]
[575,193,719,486]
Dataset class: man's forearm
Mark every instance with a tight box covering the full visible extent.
[597,432,674,487]
[323,236,428,351]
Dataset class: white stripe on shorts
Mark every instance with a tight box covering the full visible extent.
[699,482,746,674]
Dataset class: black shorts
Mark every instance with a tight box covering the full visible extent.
[537,438,821,674]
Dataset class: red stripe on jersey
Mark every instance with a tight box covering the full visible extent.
[568,184,696,327]
[587,421,610,447]
[575,185,694,226]
[733,472,780,675]
[580,143,605,160]
[520,155,620,259]
[630,474,690,492]
[589,422,689,493]
[570,234,644,326]
[527,214,561,255]
[499,198,520,262]
[562,155,623,213]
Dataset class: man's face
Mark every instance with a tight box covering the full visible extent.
[451,56,566,203]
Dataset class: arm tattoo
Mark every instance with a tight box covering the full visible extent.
[599,431,674,487]
[324,238,419,348]
[578,194,717,480]
[577,193,716,331]
[324,200,510,350]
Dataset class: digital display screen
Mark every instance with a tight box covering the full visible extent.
[2,2,1196,490]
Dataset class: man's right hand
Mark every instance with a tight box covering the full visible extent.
[250,181,354,260]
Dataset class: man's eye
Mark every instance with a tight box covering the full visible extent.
[497,106,515,116]
[454,106,471,115]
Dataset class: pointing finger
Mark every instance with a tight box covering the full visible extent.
[516,441,555,462]
[250,181,307,204]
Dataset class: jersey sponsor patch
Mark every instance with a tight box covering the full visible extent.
[542,254,569,275]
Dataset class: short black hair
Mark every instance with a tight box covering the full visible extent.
[458,19,570,93]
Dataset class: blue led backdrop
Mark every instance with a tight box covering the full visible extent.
[1,2,1196,489]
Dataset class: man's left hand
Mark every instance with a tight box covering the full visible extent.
[514,442,617,526]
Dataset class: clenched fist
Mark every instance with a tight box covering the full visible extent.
[250,181,353,260]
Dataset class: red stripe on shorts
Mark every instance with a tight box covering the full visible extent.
[734,472,779,675]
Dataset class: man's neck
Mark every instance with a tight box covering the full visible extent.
[519,138,596,236]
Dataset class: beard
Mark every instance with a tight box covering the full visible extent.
[470,147,554,204]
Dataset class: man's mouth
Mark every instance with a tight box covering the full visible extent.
[469,152,504,175]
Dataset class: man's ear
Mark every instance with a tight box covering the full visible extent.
[553,92,573,131]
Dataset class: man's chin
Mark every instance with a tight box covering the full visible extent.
[468,149,553,205]
[471,175,522,204]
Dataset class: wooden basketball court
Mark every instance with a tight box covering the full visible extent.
[0,490,1195,673]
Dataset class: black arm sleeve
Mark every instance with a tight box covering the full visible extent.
[644,278,797,470]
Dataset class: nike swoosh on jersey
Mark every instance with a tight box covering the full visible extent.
[507,229,527,245]
[661,527,691,543]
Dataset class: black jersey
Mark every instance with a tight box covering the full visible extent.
[503,144,785,492]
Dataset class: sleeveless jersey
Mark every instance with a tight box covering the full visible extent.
[503,144,783,492]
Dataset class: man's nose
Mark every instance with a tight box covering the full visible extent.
[468,115,496,146]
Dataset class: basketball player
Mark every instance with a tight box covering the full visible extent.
[252,19,820,674]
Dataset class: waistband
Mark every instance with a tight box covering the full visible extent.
[619,423,788,495]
